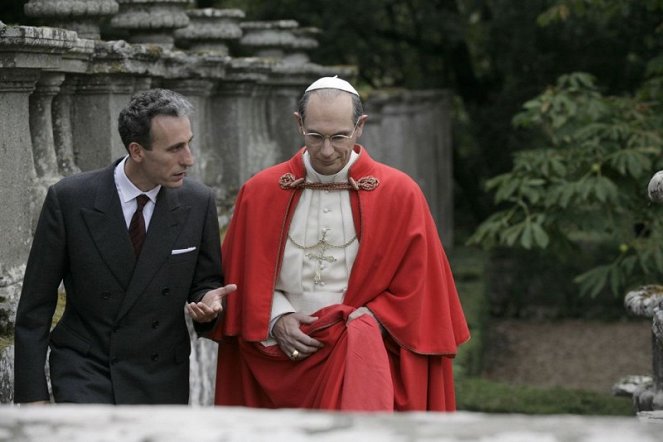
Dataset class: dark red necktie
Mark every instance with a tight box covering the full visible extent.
[129,194,149,256]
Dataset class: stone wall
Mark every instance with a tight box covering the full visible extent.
[0,1,454,405]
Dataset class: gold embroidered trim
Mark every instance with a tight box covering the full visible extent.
[279,173,380,191]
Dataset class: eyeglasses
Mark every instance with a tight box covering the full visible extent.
[302,119,360,148]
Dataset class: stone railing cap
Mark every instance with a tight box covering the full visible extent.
[0,25,78,52]
[241,20,299,30]
[116,0,192,3]
[624,285,663,317]
[187,8,245,19]
[24,0,119,18]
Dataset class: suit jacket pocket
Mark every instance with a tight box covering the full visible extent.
[50,323,91,356]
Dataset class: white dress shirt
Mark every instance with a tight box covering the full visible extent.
[113,156,161,230]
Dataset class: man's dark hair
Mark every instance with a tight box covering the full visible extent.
[118,89,193,152]
[298,89,363,125]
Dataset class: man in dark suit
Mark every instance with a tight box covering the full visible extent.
[14,89,235,404]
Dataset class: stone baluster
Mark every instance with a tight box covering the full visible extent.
[110,0,192,49]
[52,77,82,176]
[29,72,66,180]
[283,26,320,65]
[239,20,298,60]
[24,0,119,40]
[71,74,138,170]
[621,286,663,411]
[174,8,244,56]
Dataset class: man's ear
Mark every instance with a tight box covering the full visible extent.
[128,142,144,162]
[293,112,304,134]
[354,114,368,138]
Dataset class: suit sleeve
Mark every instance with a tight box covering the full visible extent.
[14,186,68,403]
[190,189,223,335]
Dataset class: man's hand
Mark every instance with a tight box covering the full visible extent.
[272,312,323,361]
[186,284,237,323]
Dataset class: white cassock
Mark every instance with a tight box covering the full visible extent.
[263,150,360,346]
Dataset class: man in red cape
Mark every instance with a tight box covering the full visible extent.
[210,77,469,411]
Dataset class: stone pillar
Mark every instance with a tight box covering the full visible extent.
[0,68,40,270]
[72,74,137,170]
[209,58,278,200]
[623,286,663,411]
[268,84,304,159]
[0,69,40,405]
[174,8,244,56]
[239,20,298,60]
[111,0,192,49]
[283,27,319,65]
[29,72,66,180]
[362,90,454,245]
[24,0,119,40]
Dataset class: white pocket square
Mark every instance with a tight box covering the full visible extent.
[171,247,196,255]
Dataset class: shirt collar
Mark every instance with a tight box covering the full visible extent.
[114,156,161,203]
[303,150,360,184]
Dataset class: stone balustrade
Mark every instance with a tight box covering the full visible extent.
[0,406,661,441]
[0,1,454,406]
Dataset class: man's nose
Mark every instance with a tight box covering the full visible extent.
[320,138,335,156]
[181,144,194,167]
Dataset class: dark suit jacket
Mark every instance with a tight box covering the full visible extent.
[14,160,222,404]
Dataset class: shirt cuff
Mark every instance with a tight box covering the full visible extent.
[269,291,296,337]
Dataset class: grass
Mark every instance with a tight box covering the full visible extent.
[456,377,635,415]
[447,244,637,416]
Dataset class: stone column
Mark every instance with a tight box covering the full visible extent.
[623,286,663,411]
[239,20,298,60]
[0,68,40,268]
[111,0,192,49]
[29,72,66,180]
[52,77,82,176]
[283,26,319,65]
[174,8,244,56]
[209,58,278,199]
[24,0,119,40]
[72,74,137,170]
[362,90,454,245]
[0,69,40,405]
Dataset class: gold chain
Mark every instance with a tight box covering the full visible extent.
[287,232,357,250]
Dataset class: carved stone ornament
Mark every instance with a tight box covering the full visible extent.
[24,0,120,40]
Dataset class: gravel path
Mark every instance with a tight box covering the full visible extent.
[481,318,653,393]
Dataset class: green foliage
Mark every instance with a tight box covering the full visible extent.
[448,246,490,380]
[468,70,663,297]
[457,378,634,415]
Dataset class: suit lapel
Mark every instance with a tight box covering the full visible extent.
[81,164,136,290]
[116,187,191,321]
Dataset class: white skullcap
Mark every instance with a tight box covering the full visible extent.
[305,75,359,96]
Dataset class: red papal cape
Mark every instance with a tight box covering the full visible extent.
[211,146,470,411]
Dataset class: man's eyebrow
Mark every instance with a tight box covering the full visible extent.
[167,135,194,150]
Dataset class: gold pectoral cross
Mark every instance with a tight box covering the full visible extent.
[305,231,337,285]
